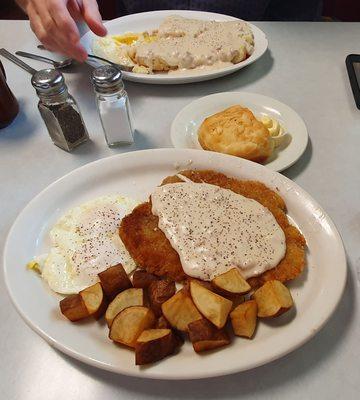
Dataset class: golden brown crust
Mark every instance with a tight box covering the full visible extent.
[119,202,187,282]
[198,106,272,163]
[119,169,306,287]
[247,225,306,288]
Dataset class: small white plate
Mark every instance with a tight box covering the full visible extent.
[4,149,345,380]
[81,10,268,85]
[171,92,309,172]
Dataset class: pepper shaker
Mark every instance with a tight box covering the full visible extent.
[91,65,134,147]
[31,69,89,151]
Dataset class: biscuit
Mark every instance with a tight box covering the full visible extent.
[198,106,272,163]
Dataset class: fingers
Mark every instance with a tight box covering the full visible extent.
[82,0,107,37]
[28,0,88,62]
[27,3,55,51]
[26,0,106,62]
[68,0,82,21]
[50,1,80,43]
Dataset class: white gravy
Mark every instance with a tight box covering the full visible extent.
[134,15,254,72]
[151,182,286,281]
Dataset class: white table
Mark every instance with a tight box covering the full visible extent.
[1,20,359,400]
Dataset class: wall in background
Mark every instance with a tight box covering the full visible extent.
[1,0,360,21]
[2,0,24,18]
[323,0,360,21]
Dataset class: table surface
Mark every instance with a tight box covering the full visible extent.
[1,20,360,400]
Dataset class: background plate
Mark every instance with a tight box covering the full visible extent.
[4,149,345,380]
[171,92,309,172]
[81,10,268,84]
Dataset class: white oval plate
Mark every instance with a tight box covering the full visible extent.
[4,149,345,380]
[171,92,309,172]
[81,10,268,84]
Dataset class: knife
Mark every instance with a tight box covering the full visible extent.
[0,48,37,75]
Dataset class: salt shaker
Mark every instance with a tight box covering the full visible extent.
[91,65,134,147]
[31,69,89,151]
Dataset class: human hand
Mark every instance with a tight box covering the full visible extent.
[22,0,107,62]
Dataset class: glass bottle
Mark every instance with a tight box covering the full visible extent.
[91,65,134,147]
[31,69,89,151]
[0,60,19,129]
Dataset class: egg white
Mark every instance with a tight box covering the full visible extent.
[92,36,134,66]
[36,195,139,294]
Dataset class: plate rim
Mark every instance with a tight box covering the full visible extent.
[81,9,268,84]
[3,149,346,380]
[170,92,309,172]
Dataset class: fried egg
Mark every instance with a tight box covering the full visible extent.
[92,36,135,67]
[92,32,157,71]
[34,195,139,294]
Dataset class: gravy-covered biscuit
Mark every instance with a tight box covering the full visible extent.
[198,106,272,163]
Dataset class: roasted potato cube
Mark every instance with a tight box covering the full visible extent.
[80,282,108,319]
[155,315,171,329]
[132,270,158,288]
[231,295,245,310]
[212,268,251,296]
[253,280,294,318]
[182,279,213,296]
[98,264,132,300]
[188,319,230,353]
[161,290,202,332]
[230,300,257,338]
[60,282,107,321]
[155,316,185,345]
[60,294,89,322]
[109,306,156,348]
[135,329,180,365]
[148,279,176,316]
[190,281,233,329]
[105,288,144,327]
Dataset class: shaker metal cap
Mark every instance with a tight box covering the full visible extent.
[92,65,123,93]
[31,68,65,95]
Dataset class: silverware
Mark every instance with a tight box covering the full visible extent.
[0,48,37,75]
[16,51,73,69]
[88,54,133,72]
[36,44,133,72]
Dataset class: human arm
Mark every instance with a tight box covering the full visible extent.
[15,0,107,61]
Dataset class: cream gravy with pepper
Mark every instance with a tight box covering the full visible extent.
[151,181,285,281]
[134,15,254,72]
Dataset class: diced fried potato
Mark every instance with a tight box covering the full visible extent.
[155,315,171,329]
[230,300,257,338]
[109,306,156,348]
[212,268,251,296]
[135,328,180,365]
[230,295,245,310]
[80,282,107,319]
[60,294,89,322]
[190,281,233,329]
[132,270,158,288]
[161,290,202,332]
[98,264,132,300]
[188,319,230,352]
[148,279,176,316]
[182,279,213,296]
[155,316,185,345]
[105,288,144,327]
[253,280,294,318]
